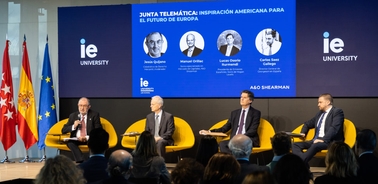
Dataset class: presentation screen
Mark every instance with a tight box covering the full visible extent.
[58,5,132,98]
[295,0,378,97]
[58,0,378,98]
[131,0,296,97]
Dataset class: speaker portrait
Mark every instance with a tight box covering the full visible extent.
[217,30,242,57]
[180,31,204,58]
[143,32,168,58]
[255,28,282,56]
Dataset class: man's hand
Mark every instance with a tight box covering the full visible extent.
[313,139,324,144]
[299,133,306,141]
[78,136,87,142]
[155,137,162,142]
[74,120,81,129]
[199,130,210,135]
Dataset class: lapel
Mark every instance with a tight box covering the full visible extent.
[86,110,92,130]
[244,107,252,129]
[323,106,334,128]
[159,111,165,130]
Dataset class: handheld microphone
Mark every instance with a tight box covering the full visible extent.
[77,114,81,129]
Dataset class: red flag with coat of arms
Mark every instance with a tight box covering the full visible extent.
[17,38,38,150]
[0,40,17,151]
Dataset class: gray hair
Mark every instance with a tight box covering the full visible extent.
[228,134,252,159]
[152,95,164,106]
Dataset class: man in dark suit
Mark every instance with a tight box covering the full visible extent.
[355,129,378,184]
[145,32,165,58]
[219,33,240,56]
[78,128,109,183]
[200,90,261,153]
[145,95,175,158]
[292,93,344,166]
[182,33,202,57]
[229,134,269,183]
[266,131,292,172]
[103,149,134,184]
[61,97,102,163]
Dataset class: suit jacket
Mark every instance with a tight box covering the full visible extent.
[145,111,175,145]
[103,176,135,184]
[78,156,109,183]
[236,160,270,184]
[219,45,240,56]
[147,52,164,58]
[61,109,102,138]
[182,46,202,57]
[357,153,378,184]
[211,106,261,147]
[301,106,344,144]
[131,155,170,184]
[314,174,358,184]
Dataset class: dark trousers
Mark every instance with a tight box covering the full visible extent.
[219,140,232,154]
[156,139,170,158]
[292,141,328,164]
[66,140,87,162]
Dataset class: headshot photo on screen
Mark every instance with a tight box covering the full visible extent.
[255,28,282,56]
[217,30,242,57]
[180,31,204,57]
[143,32,168,58]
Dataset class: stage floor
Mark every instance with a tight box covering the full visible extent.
[0,162,42,182]
[0,162,325,182]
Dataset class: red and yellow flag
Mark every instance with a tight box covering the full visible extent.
[0,40,17,151]
[17,39,38,150]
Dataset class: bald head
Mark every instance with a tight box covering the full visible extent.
[228,134,252,159]
[107,150,132,177]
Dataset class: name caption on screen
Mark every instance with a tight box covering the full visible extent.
[219,59,241,66]
[260,58,279,66]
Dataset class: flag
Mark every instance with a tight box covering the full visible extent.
[37,41,57,150]
[0,40,17,151]
[17,38,38,150]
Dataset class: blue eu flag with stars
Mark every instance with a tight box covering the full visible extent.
[37,41,57,150]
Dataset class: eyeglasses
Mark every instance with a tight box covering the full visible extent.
[147,40,162,46]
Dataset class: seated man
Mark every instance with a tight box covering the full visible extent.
[103,149,133,184]
[200,90,261,153]
[355,129,378,184]
[78,128,109,183]
[267,131,292,172]
[292,93,344,167]
[61,97,102,163]
[228,134,269,184]
[145,95,175,158]
[171,158,204,184]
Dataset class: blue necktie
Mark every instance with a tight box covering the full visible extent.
[313,112,326,140]
[237,110,245,134]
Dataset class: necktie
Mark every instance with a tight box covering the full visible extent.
[269,46,272,55]
[80,116,86,137]
[154,115,159,137]
[237,110,245,134]
[313,112,326,140]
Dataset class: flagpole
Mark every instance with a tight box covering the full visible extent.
[0,151,15,163]
[19,149,35,163]
[37,35,57,163]
[1,39,18,163]
[38,148,47,162]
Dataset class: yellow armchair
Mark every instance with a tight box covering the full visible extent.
[253,119,275,153]
[209,119,231,143]
[121,117,195,153]
[292,118,356,157]
[45,117,118,152]
[209,118,275,153]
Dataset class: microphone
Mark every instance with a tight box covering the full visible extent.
[77,114,81,129]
